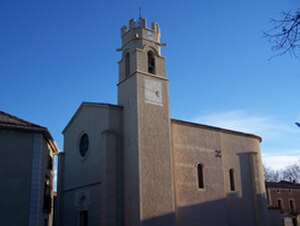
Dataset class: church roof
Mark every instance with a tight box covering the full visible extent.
[0,111,59,153]
[171,119,262,142]
[62,102,123,134]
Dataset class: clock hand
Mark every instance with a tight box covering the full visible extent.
[155,91,160,97]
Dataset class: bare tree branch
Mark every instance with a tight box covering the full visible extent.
[263,164,281,182]
[263,161,300,183]
[264,10,300,58]
[282,161,300,183]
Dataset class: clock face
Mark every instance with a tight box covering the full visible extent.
[144,78,163,106]
[146,31,154,40]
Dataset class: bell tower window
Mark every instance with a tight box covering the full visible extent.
[125,52,130,77]
[147,51,155,74]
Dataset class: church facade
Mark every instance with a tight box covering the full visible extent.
[57,18,269,226]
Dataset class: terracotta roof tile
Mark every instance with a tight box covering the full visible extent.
[0,111,46,130]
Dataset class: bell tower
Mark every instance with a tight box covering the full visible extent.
[117,18,176,226]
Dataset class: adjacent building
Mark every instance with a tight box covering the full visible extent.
[57,17,269,226]
[0,111,59,226]
[266,181,300,225]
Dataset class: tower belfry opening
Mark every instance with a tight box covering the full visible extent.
[117,17,164,85]
[147,51,155,74]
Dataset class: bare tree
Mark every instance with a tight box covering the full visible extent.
[263,161,300,183]
[263,164,281,182]
[282,161,300,183]
[264,10,300,58]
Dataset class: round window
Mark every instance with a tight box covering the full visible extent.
[79,133,89,157]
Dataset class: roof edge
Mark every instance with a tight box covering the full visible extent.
[266,181,300,188]
[0,111,60,154]
[0,111,46,130]
[171,118,262,142]
[62,102,123,134]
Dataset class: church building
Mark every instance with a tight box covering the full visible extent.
[57,17,269,226]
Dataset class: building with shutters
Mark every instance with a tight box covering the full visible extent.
[0,111,59,226]
[266,181,300,225]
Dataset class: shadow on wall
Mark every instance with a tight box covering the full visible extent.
[142,152,269,226]
[141,193,268,226]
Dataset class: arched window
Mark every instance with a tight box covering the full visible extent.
[197,164,204,189]
[289,199,295,213]
[147,51,155,74]
[229,168,235,191]
[125,52,130,77]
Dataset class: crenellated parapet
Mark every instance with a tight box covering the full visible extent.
[120,17,161,47]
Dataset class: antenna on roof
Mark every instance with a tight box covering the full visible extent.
[139,7,142,18]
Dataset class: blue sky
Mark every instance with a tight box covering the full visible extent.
[1,0,299,170]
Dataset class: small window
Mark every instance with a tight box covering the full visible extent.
[147,51,155,74]
[125,52,130,77]
[276,189,280,193]
[229,168,235,191]
[79,210,88,226]
[289,199,295,213]
[197,164,204,189]
[277,199,282,208]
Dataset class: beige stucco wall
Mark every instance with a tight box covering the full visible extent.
[59,103,123,226]
[137,75,176,225]
[118,18,175,226]
[171,120,268,226]
[118,75,140,226]
[172,121,228,226]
